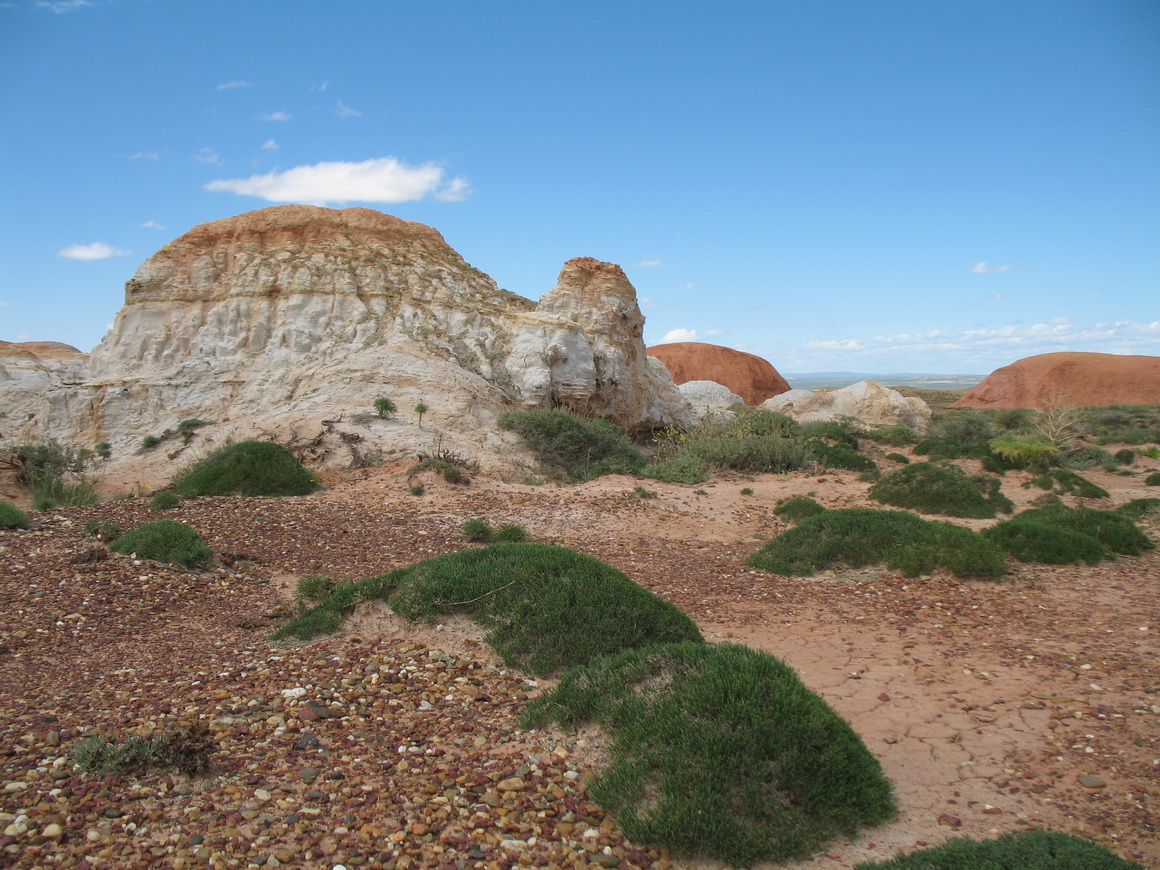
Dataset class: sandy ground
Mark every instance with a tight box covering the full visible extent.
[1,448,1157,868]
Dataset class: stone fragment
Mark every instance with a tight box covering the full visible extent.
[1078,775,1107,789]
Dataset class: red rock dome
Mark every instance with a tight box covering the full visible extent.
[952,352,1160,409]
[646,342,790,406]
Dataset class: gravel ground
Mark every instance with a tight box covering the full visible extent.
[1,459,1157,869]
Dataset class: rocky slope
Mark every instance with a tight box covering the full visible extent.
[762,380,932,431]
[646,342,790,406]
[2,206,692,476]
[954,352,1160,409]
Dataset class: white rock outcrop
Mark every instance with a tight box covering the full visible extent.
[677,380,744,416]
[761,381,931,431]
[2,206,693,477]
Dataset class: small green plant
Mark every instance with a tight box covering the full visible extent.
[986,504,1153,564]
[1062,445,1119,471]
[1147,472,1160,486]
[414,402,428,427]
[294,574,346,608]
[1114,448,1136,466]
[499,408,646,481]
[634,485,658,499]
[274,543,704,676]
[1024,468,1109,499]
[172,441,320,497]
[177,418,214,431]
[141,435,161,450]
[1139,446,1160,459]
[72,723,215,777]
[0,501,30,530]
[410,456,470,485]
[740,487,754,496]
[853,828,1143,869]
[462,518,493,542]
[750,508,1006,580]
[373,397,397,419]
[494,523,530,543]
[83,520,123,541]
[150,491,181,511]
[811,443,877,473]
[523,642,896,865]
[109,520,214,569]
[11,439,103,508]
[885,452,910,465]
[640,455,708,484]
[408,484,424,496]
[870,462,1006,518]
[988,435,1059,469]
[774,495,825,522]
[94,442,112,460]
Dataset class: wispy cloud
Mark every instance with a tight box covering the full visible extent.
[679,282,697,290]
[260,111,293,122]
[335,100,361,118]
[983,292,1004,301]
[311,81,331,92]
[194,147,222,165]
[262,138,279,151]
[36,0,95,13]
[59,242,131,260]
[140,220,166,230]
[0,301,9,307]
[127,151,160,161]
[634,258,662,268]
[970,261,1029,274]
[217,80,254,91]
[205,157,470,205]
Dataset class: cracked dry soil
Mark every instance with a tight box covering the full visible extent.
[0,455,1157,869]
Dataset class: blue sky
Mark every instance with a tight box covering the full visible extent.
[2,0,1157,374]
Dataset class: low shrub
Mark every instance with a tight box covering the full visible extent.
[411,457,470,485]
[294,574,346,608]
[373,397,397,419]
[810,443,877,474]
[1062,446,1119,471]
[1115,448,1136,466]
[141,434,161,450]
[10,439,102,509]
[1118,498,1160,520]
[172,441,320,497]
[461,518,493,542]
[274,543,703,675]
[934,410,995,443]
[177,418,214,431]
[740,487,754,496]
[1147,472,1160,486]
[498,409,645,481]
[0,501,30,530]
[83,520,122,541]
[150,491,181,511]
[991,504,1153,561]
[983,519,1106,565]
[523,642,896,865]
[988,436,1058,469]
[870,462,1004,518]
[640,455,707,484]
[494,523,530,543]
[863,425,919,447]
[853,828,1142,869]
[663,409,813,475]
[634,486,657,499]
[408,484,424,496]
[885,452,910,465]
[801,420,860,450]
[109,520,214,569]
[913,436,991,461]
[774,495,825,522]
[749,508,1006,580]
[73,723,215,777]
[1025,469,1109,499]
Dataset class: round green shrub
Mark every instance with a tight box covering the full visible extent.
[0,501,30,530]
[1062,446,1118,471]
[524,642,896,865]
[499,409,645,481]
[810,443,877,473]
[885,452,910,465]
[461,518,493,542]
[853,828,1143,869]
[864,425,919,447]
[172,441,319,497]
[150,491,181,511]
[1114,448,1136,466]
[774,495,826,522]
[870,462,998,518]
[1118,498,1160,520]
[109,520,214,569]
[1147,472,1160,486]
[1011,505,1154,558]
[983,519,1105,565]
[640,455,707,484]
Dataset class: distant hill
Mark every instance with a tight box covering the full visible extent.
[783,373,984,391]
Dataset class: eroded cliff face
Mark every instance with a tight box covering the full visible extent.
[2,206,690,476]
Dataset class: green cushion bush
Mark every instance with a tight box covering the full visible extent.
[1145,472,1160,486]
[274,543,703,675]
[498,409,645,481]
[172,441,319,497]
[0,501,30,530]
[983,518,1106,565]
[854,828,1142,869]
[870,462,1006,518]
[749,508,1006,580]
[523,642,896,866]
[773,495,826,522]
[1005,505,1153,558]
[110,520,214,569]
[1025,468,1109,499]
[810,442,877,473]
[1118,498,1160,520]
[640,455,708,484]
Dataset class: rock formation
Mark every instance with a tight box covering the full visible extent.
[2,206,692,476]
[677,380,745,415]
[646,342,789,406]
[761,381,931,431]
[952,352,1160,409]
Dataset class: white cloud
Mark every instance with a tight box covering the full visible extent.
[59,242,131,260]
[336,100,361,118]
[0,301,8,307]
[260,111,293,122]
[36,0,94,12]
[127,151,160,161]
[205,157,470,205]
[140,220,166,230]
[705,329,725,336]
[679,282,697,290]
[311,81,331,92]
[217,80,253,91]
[635,258,662,268]
[970,261,1028,274]
[194,147,222,165]
[262,138,279,151]
[983,292,1004,301]
[655,328,702,344]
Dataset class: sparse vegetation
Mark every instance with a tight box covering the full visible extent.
[1025,468,1110,499]
[495,523,530,542]
[83,520,122,541]
[740,487,754,496]
[408,484,424,496]
[1062,446,1119,471]
[410,456,470,485]
[177,418,214,431]
[885,452,909,464]
[1147,472,1160,486]
[0,501,30,529]
[172,440,320,497]
[853,828,1142,869]
[870,462,1009,518]
[109,520,214,569]
[1118,498,1160,520]
[73,723,215,777]
[150,491,181,511]
[8,439,103,509]
[461,518,493,542]
[635,485,657,499]
[142,434,161,450]
[639,455,708,484]
[499,408,646,481]
[862,425,919,446]
[274,543,703,675]
[523,642,896,865]
[1115,448,1136,466]
[749,508,1007,580]
[374,397,397,419]
[414,401,428,427]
